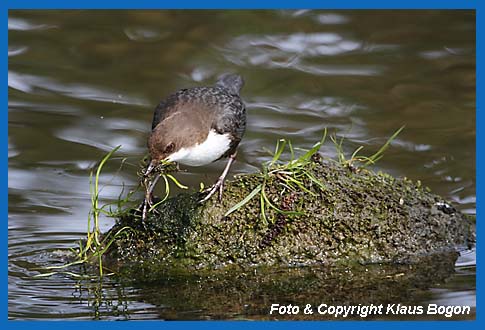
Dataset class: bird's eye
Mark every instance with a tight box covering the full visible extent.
[164,142,175,153]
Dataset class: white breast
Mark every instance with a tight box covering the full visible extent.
[166,130,231,166]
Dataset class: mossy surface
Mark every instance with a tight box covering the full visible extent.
[105,155,475,274]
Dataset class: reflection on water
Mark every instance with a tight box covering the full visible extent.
[224,32,384,76]
[8,10,475,320]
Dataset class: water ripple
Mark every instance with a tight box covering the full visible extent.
[55,116,146,153]
[8,46,28,57]
[124,27,171,42]
[8,17,55,31]
[8,71,149,106]
[222,33,385,76]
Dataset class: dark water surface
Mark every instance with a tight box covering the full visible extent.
[8,10,475,320]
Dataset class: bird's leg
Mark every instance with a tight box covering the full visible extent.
[139,159,159,220]
[149,173,162,193]
[141,176,151,221]
[141,173,162,221]
[200,151,237,203]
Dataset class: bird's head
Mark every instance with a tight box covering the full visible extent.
[145,129,177,177]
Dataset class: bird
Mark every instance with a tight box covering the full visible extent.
[141,73,246,217]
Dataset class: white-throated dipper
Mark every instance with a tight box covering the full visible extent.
[142,73,246,216]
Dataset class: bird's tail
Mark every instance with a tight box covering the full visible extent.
[216,73,244,96]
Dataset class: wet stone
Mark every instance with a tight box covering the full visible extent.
[103,157,475,277]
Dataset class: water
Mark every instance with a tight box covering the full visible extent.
[8,10,475,320]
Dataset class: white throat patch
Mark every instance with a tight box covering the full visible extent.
[166,130,231,166]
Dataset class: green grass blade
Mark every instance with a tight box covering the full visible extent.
[285,175,317,196]
[303,171,326,191]
[261,188,304,216]
[350,145,365,161]
[166,174,188,189]
[95,226,133,257]
[33,271,93,279]
[269,138,287,167]
[224,184,262,217]
[260,186,268,225]
[38,259,87,271]
[288,140,295,161]
[149,175,170,212]
[364,125,405,166]
[92,145,122,244]
[299,129,327,162]
[330,134,346,164]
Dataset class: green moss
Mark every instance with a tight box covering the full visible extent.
[104,155,474,274]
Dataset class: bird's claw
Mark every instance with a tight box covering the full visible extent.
[199,178,224,204]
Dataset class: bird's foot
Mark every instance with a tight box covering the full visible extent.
[198,151,237,204]
[140,171,164,222]
[199,177,225,204]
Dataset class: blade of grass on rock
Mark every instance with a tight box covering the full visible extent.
[224,184,262,217]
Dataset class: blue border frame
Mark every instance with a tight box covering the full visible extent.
[4,0,480,328]
[2,0,479,9]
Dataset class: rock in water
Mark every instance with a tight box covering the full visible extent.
[105,156,475,274]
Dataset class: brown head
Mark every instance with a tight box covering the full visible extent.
[145,124,176,176]
[145,108,212,176]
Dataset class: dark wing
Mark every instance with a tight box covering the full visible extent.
[151,89,187,130]
[211,98,245,136]
[211,93,246,158]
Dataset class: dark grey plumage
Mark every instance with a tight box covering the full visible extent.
[148,74,246,164]
[142,74,246,217]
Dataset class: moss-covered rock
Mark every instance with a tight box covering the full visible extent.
[104,154,474,275]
